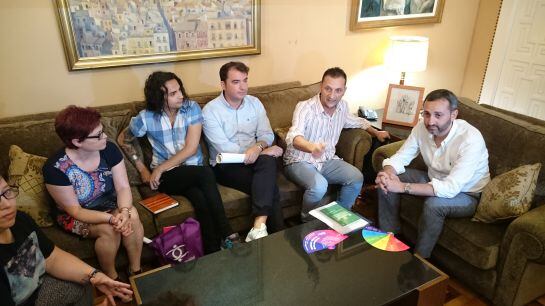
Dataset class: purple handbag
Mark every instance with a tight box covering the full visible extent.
[150,218,204,265]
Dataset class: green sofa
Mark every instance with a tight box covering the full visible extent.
[0,81,372,268]
[372,97,545,306]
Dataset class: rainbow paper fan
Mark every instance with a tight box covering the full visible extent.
[303,230,348,254]
[362,226,410,252]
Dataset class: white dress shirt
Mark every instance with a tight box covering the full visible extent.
[202,92,274,165]
[284,94,371,170]
[383,119,491,198]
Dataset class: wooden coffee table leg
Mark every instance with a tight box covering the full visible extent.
[415,254,449,306]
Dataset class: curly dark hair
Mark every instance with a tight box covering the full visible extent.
[144,71,189,113]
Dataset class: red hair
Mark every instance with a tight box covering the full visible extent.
[55,105,101,149]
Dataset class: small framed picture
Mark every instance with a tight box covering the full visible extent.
[383,84,425,127]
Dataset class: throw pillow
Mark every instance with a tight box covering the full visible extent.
[101,109,132,140]
[101,110,143,186]
[8,145,54,227]
[473,163,541,223]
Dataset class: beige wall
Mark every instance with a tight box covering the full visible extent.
[0,0,481,118]
[460,0,502,101]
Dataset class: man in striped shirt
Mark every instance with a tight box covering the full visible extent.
[284,67,390,221]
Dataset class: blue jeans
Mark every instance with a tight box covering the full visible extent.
[285,159,364,215]
[378,169,479,258]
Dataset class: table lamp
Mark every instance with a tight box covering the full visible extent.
[385,36,429,85]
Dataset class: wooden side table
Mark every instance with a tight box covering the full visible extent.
[370,109,412,141]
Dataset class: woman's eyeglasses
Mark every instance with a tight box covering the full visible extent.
[0,187,19,200]
[85,130,105,139]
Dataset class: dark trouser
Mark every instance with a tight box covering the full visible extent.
[213,155,284,232]
[159,165,233,254]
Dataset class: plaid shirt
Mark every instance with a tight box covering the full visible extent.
[129,100,204,168]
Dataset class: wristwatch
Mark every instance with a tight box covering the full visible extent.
[257,143,264,151]
[131,154,138,161]
[403,183,412,194]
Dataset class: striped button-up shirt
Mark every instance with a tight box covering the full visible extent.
[129,100,204,168]
[283,94,371,170]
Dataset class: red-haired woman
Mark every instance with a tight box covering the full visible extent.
[43,105,144,280]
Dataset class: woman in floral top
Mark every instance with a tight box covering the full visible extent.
[43,106,143,280]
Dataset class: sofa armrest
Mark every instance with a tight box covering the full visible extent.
[500,204,545,264]
[494,205,545,305]
[371,140,405,172]
[336,129,372,171]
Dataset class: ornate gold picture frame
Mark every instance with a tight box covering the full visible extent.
[350,0,445,31]
[55,0,261,70]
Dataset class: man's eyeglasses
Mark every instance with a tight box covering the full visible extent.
[85,130,105,139]
[0,187,19,200]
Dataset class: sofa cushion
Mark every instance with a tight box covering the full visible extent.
[137,172,303,233]
[458,98,545,209]
[0,119,62,178]
[473,163,541,223]
[8,145,53,227]
[101,109,143,186]
[218,185,253,217]
[256,82,320,129]
[400,195,507,269]
[101,109,133,139]
[41,226,96,260]
[273,126,289,151]
[137,183,251,231]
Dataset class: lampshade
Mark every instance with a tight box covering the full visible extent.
[385,36,429,73]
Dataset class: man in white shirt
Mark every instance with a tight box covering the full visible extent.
[203,61,284,242]
[376,89,490,258]
[284,67,390,221]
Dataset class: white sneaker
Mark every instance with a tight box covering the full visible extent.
[245,223,268,242]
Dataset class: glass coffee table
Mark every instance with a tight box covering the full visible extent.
[130,221,448,305]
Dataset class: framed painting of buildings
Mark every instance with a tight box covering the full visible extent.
[55,0,261,70]
[383,84,424,127]
[350,0,445,30]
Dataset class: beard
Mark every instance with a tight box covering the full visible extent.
[425,119,453,136]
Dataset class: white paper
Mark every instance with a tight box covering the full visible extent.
[216,153,246,164]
